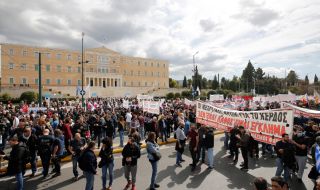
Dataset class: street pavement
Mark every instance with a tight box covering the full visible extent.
[0,134,314,190]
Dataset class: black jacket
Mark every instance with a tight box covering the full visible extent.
[20,134,38,154]
[205,130,214,149]
[82,149,97,174]
[99,146,114,165]
[5,142,27,175]
[122,142,141,166]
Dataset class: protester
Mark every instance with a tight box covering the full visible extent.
[122,135,141,190]
[205,127,214,169]
[197,124,207,163]
[118,116,125,147]
[271,176,289,190]
[275,133,295,182]
[52,129,65,177]
[19,126,38,177]
[253,177,268,190]
[68,133,86,181]
[175,122,186,167]
[79,141,97,190]
[0,135,27,190]
[229,126,240,164]
[99,137,114,190]
[146,132,161,190]
[187,123,199,172]
[238,126,250,171]
[37,129,54,178]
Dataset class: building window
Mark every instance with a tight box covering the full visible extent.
[22,78,27,84]
[67,80,72,85]
[131,70,133,76]
[145,62,147,66]
[57,79,61,85]
[145,82,147,86]
[151,72,153,77]
[90,68,94,72]
[131,81,133,86]
[68,66,72,72]
[78,67,81,73]
[35,78,39,85]
[144,71,147,76]
[9,49,14,55]
[78,55,81,61]
[157,63,159,67]
[22,50,27,56]
[98,68,101,73]
[151,62,153,67]
[46,79,50,85]
[46,65,50,72]
[77,80,81,86]
[35,64,39,71]
[9,77,14,84]
[123,81,126,86]
[124,70,126,75]
[163,64,166,68]
[56,54,62,60]
[20,64,27,71]
[46,53,51,59]
[157,72,160,77]
[113,60,115,63]
[57,65,61,72]
[138,61,140,66]
[67,54,72,60]
[111,69,116,73]
[34,52,39,58]
[138,82,141,86]
[9,63,14,69]
[138,71,140,76]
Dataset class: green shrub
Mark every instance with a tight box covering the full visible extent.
[20,91,38,103]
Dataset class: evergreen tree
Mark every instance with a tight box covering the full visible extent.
[314,74,318,84]
[183,76,187,88]
[305,75,309,85]
[211,75,219,90]
[286,70,298,86]
[241,60,255,92]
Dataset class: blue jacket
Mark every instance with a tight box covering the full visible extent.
[82,149,97,174]
[146,140,160,161]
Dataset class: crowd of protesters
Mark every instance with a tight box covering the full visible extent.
[0,97,320,190]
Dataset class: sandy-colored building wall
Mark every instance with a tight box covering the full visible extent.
[0,43,169,97]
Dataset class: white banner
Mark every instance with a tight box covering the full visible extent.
[282,102,320,119]
[123,100,129,109]
[28,107,47,113]
[209,94,224,101]
[143,100,160,114]
[184,98,195,106]
[196,101,293,145]
[137,94,153,100]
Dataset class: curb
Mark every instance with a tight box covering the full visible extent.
[0,130,224,174]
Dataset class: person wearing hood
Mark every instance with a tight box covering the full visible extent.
[146,132,161,190]
[19,126,38,177]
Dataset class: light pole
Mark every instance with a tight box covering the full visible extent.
[79,32,89,108]
[192,51,199,92]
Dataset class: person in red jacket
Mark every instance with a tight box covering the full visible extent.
[62,117,73,151]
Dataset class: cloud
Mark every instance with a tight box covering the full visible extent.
[247,8,279,26]
[199,19,216,32]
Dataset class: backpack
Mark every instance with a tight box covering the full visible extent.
[77,150,87,171]
[20,142,31,165]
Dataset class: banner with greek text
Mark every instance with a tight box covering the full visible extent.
[142,100,160,114]
[196,101,293,145]
[123,100,129,109]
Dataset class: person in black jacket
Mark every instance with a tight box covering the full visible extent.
[205,128,214,169]
[19,126,38,177]
[122,135,141,190]
[81,141,97,190]
[228,126,240,164]
[99,137,114,190]
[37,129,54,178]
[1,135,27,190]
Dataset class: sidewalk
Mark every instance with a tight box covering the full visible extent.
[0,130,224,174]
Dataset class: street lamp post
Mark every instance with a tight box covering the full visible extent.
[80,32,89,108]
[192,51,199,96]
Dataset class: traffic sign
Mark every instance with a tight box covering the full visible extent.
[80,90,86,96]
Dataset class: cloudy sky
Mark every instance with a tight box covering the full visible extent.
[1,0,320,81]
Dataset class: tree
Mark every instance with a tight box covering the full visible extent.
[166,92,174,99]
[305,75,309,85]
[314,74,318,84]
[201,77,208,89]
[174,92,181,99]
[241,60,255,92]
[192,66,202,89]
[255,67,265,80]
[20,91,38,103]
[187,79,192,88]
[286,70,298,86]
[211,75,219,90]
[182,76,187,88]
[169,78,178,88]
